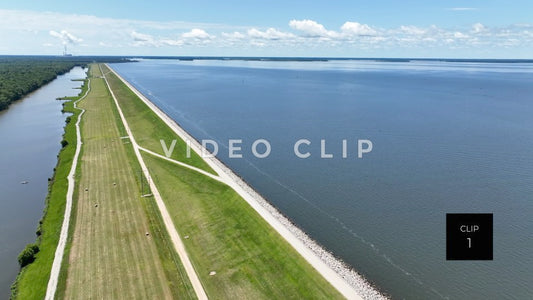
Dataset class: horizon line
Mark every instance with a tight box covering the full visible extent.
[1,54,533,61]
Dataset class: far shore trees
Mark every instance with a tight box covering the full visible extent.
[0,56,127,111]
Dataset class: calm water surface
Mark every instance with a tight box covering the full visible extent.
[111,60,533,299]
[0,67,86,298]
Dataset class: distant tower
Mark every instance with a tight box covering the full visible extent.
[63,44,72,56]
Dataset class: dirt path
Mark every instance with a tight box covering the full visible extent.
[45,78,90,300]
[100,64,209,300]
[138,145,226,184]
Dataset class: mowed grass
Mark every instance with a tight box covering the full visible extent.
[101,64,343,299]
[101,65,197,300]
[142,153,344,299]
[11,72,89,300]
[62,64,191,299]
[101,64,215,175]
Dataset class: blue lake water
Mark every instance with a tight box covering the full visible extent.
[0,67,86,298]
[111,59,533,299]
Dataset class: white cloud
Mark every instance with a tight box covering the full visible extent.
[130,31,153,42]
[250,40,266,47]
[130,31,161,47]
[0,9,531,57]
[222,31,246,39]
[340,22,377,36]
[130,29,214,47]
[161,39,184,46]
[453,32,468,39]
[182,28,213,39]
[247,28,294,40]
[289,19,337,38]
[289,19,378,40]
[471,23,487,34]
[398,25,427,35]
[49,30,82,44]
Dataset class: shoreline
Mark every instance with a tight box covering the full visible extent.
[44,74,90,300]
[106,64,387,300]
[9,67,89,300]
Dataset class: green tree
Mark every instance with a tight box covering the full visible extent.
[17,244,39,268]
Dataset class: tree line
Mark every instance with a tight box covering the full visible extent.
[0,56,127,111]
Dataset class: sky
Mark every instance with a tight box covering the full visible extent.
[0,0,532,58]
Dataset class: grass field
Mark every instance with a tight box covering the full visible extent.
[62,65,195,299]
[103,65,344,299]
[11,74,88,300]
[101,66,214,175]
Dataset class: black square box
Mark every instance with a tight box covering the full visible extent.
[446,213,493,260]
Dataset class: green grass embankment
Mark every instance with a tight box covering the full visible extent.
[103,64,344,299]
[101,65,215,175]
[60,64,195,299]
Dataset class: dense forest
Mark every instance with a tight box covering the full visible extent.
[0,56,127,111]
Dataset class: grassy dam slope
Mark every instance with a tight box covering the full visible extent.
[101,64,344,299]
